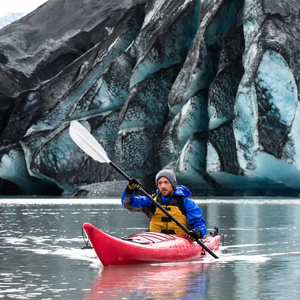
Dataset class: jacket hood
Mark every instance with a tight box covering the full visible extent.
[174,185,192,197]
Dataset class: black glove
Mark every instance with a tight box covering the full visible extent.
[126,178,141,194]
[190,229,202,240]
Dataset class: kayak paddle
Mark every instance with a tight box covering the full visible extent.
[69,120,219,259]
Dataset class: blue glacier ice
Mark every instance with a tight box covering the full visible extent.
[256,50,297,128]
[0,0,300,196]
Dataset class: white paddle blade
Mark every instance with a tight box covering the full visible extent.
[69,120,110,164]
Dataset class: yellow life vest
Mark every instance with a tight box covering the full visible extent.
[149,195,189,236]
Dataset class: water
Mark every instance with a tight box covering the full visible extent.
[1,198,300,300]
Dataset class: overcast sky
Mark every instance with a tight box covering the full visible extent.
[0,0,48,17]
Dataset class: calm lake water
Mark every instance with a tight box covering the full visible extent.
[1,197,300,300]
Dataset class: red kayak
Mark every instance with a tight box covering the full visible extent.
[83,223,222,266]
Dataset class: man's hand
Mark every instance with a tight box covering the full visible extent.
[190,229,202,240]
[126,178,141,194]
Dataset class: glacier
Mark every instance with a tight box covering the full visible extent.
[0,0,300,197]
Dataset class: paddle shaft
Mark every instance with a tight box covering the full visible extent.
[109,161,219,259]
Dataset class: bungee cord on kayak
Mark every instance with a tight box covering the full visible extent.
[81,226,93,250]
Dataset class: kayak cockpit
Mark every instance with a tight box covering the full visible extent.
[123,231,178,244]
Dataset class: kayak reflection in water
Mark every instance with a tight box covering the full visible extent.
[121,169,207,239]
[84,263,210,300]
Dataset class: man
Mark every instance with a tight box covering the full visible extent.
[121,169,207,240]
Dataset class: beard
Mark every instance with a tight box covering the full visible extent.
[160,189,174,197]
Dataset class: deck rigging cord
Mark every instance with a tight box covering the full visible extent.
[81,226,93,249]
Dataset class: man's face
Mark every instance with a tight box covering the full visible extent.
[157,177,174,197]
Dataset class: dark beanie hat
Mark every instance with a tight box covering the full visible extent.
[155,169,178,189]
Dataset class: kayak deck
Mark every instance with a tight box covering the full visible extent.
[83,223,221,266]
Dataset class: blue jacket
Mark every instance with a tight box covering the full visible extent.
[121,185,207,237]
